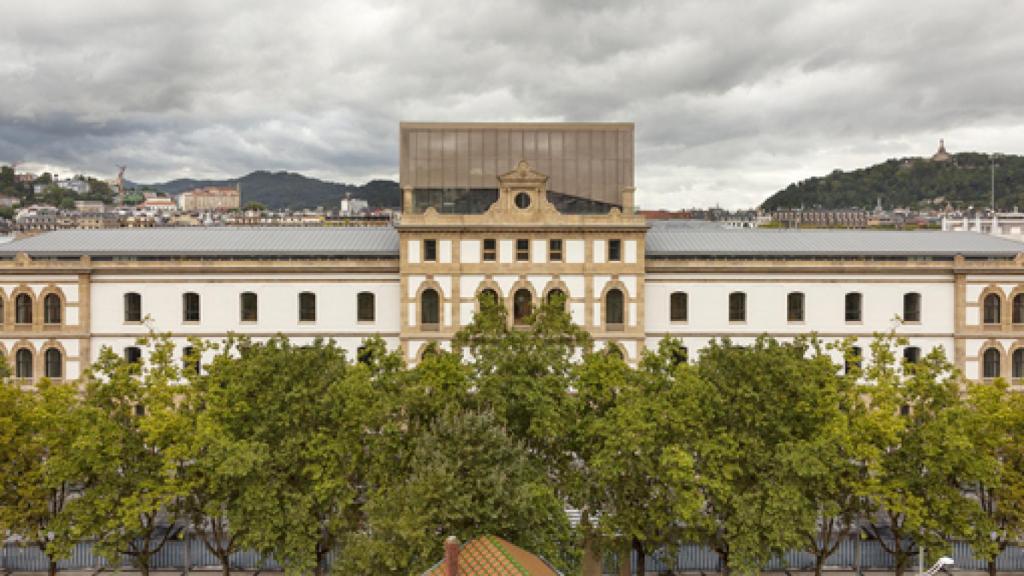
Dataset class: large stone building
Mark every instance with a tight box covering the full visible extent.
[1,122,1023,385]
[178,185,241,212]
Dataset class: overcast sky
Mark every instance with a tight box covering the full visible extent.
[2,0,1023,209]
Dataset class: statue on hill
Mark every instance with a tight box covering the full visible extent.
[931,139,953,162]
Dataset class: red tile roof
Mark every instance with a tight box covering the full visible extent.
[422,535,560,576]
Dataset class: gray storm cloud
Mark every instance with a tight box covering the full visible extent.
[2,0,1023,208]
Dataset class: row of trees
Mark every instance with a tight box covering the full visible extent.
[2,295,1023,576]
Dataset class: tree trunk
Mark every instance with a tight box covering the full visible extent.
[139,558,150,576]
[48,559,58,576]
[814,554,825,576]
[580,526,602,576]
[633,538,645,576]
[618,540,631,576]
[988,559,998,576]
[893,554,908,576]
[219,551,232,576]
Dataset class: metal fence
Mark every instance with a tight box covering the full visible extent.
[3,536,1023,573]
[607,537,1024,574]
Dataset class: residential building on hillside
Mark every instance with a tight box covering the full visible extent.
[178,185,241,211]
[773,208,869,228]
[0,122,1023,387]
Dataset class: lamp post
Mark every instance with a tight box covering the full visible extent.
[991,153,1002,212]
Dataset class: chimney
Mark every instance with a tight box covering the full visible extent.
[620,187,635,214]
[444,536,459,576]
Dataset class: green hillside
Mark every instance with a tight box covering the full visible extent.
[761,152,1024,211]
[145,171,400,210]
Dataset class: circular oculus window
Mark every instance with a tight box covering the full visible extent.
[514,192,532,209]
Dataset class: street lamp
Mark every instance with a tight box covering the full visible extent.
[991,153,1002,212]
[921,556,954,576]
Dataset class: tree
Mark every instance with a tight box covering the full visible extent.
[199,336,369,576]
[682,336,852,575]
[64,336,187,576]
[963,378,1024,576]
[351,407,570,575]
[858,335,977,576]
[0,377,83,576]
[574,339,702,576]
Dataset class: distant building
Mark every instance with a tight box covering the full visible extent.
[178,185,241,212]
[943,212,1024,241]
[139,197,178,212]
[76,212,119,229]
[14,205,59,231]
[931,139,953,162]
[340,195,369,216]
[56,178,90,195]
[774,208,868,228]
[74,200,106,213]
[0,196,17,209]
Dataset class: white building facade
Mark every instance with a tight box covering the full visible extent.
[1,123,1023,384]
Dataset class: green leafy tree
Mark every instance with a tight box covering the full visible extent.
[0,377,83,576]
[858,335,977,576]
[683,336,853,575]
[64,336,187,576]
[199,336,369,576]
[962,378,1024,576]
[575,340,701,576]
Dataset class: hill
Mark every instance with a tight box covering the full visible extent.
[761,152,1024,211]
[143,171,400,210]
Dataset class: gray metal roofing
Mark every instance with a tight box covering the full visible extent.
[0,227,400,258]
[645,225,1024,257]
[0,225,1020,259]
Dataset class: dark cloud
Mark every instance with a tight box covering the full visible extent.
[2,0,1023,207]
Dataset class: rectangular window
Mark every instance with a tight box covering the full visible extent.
[423,239,437,262]
[240,292,258,322]
[729,292,746,322]
[548,239,563,262]
[608,239,622,262]
[482,238,497,261]
[670,292,688,322]
[183,293,200,322]
[845,292,863,322]
[787,292,805,322]
[516,239,530,262]
[299,292,317,322]
[357,292,375,322]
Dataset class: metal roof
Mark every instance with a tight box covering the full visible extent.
[1,225,1021,260]
[0,227,400,258]
[645,224,1024,258]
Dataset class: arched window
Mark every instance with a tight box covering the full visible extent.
[43,294,61,325]
[546,288,566,308]
[513,288,533,325]
[421,288,440,328]
[845,292,862,322]
[984,293,1001,325]
[605,343,624,360]
[44,348,62,378]
[357,292,375,322]
[1014,294,1024,324]
[903,346,921,364]
[15,349,33,378]
[15,294,32,324]
[240,292,258,322]
[124,346,142,364]
[670,292,688,322]
[298,292,316,322]
[787,292,805,322]
[183,292,201,322]
[903,292,921,323]
[124,292,142,322]
[729,292,746,322]
[983,348,1001,379]
[605,288,624,328]
[1013,349,1024,380]
[478,288,499,307]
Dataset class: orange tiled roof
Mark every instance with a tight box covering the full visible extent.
[422,535,560,576]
